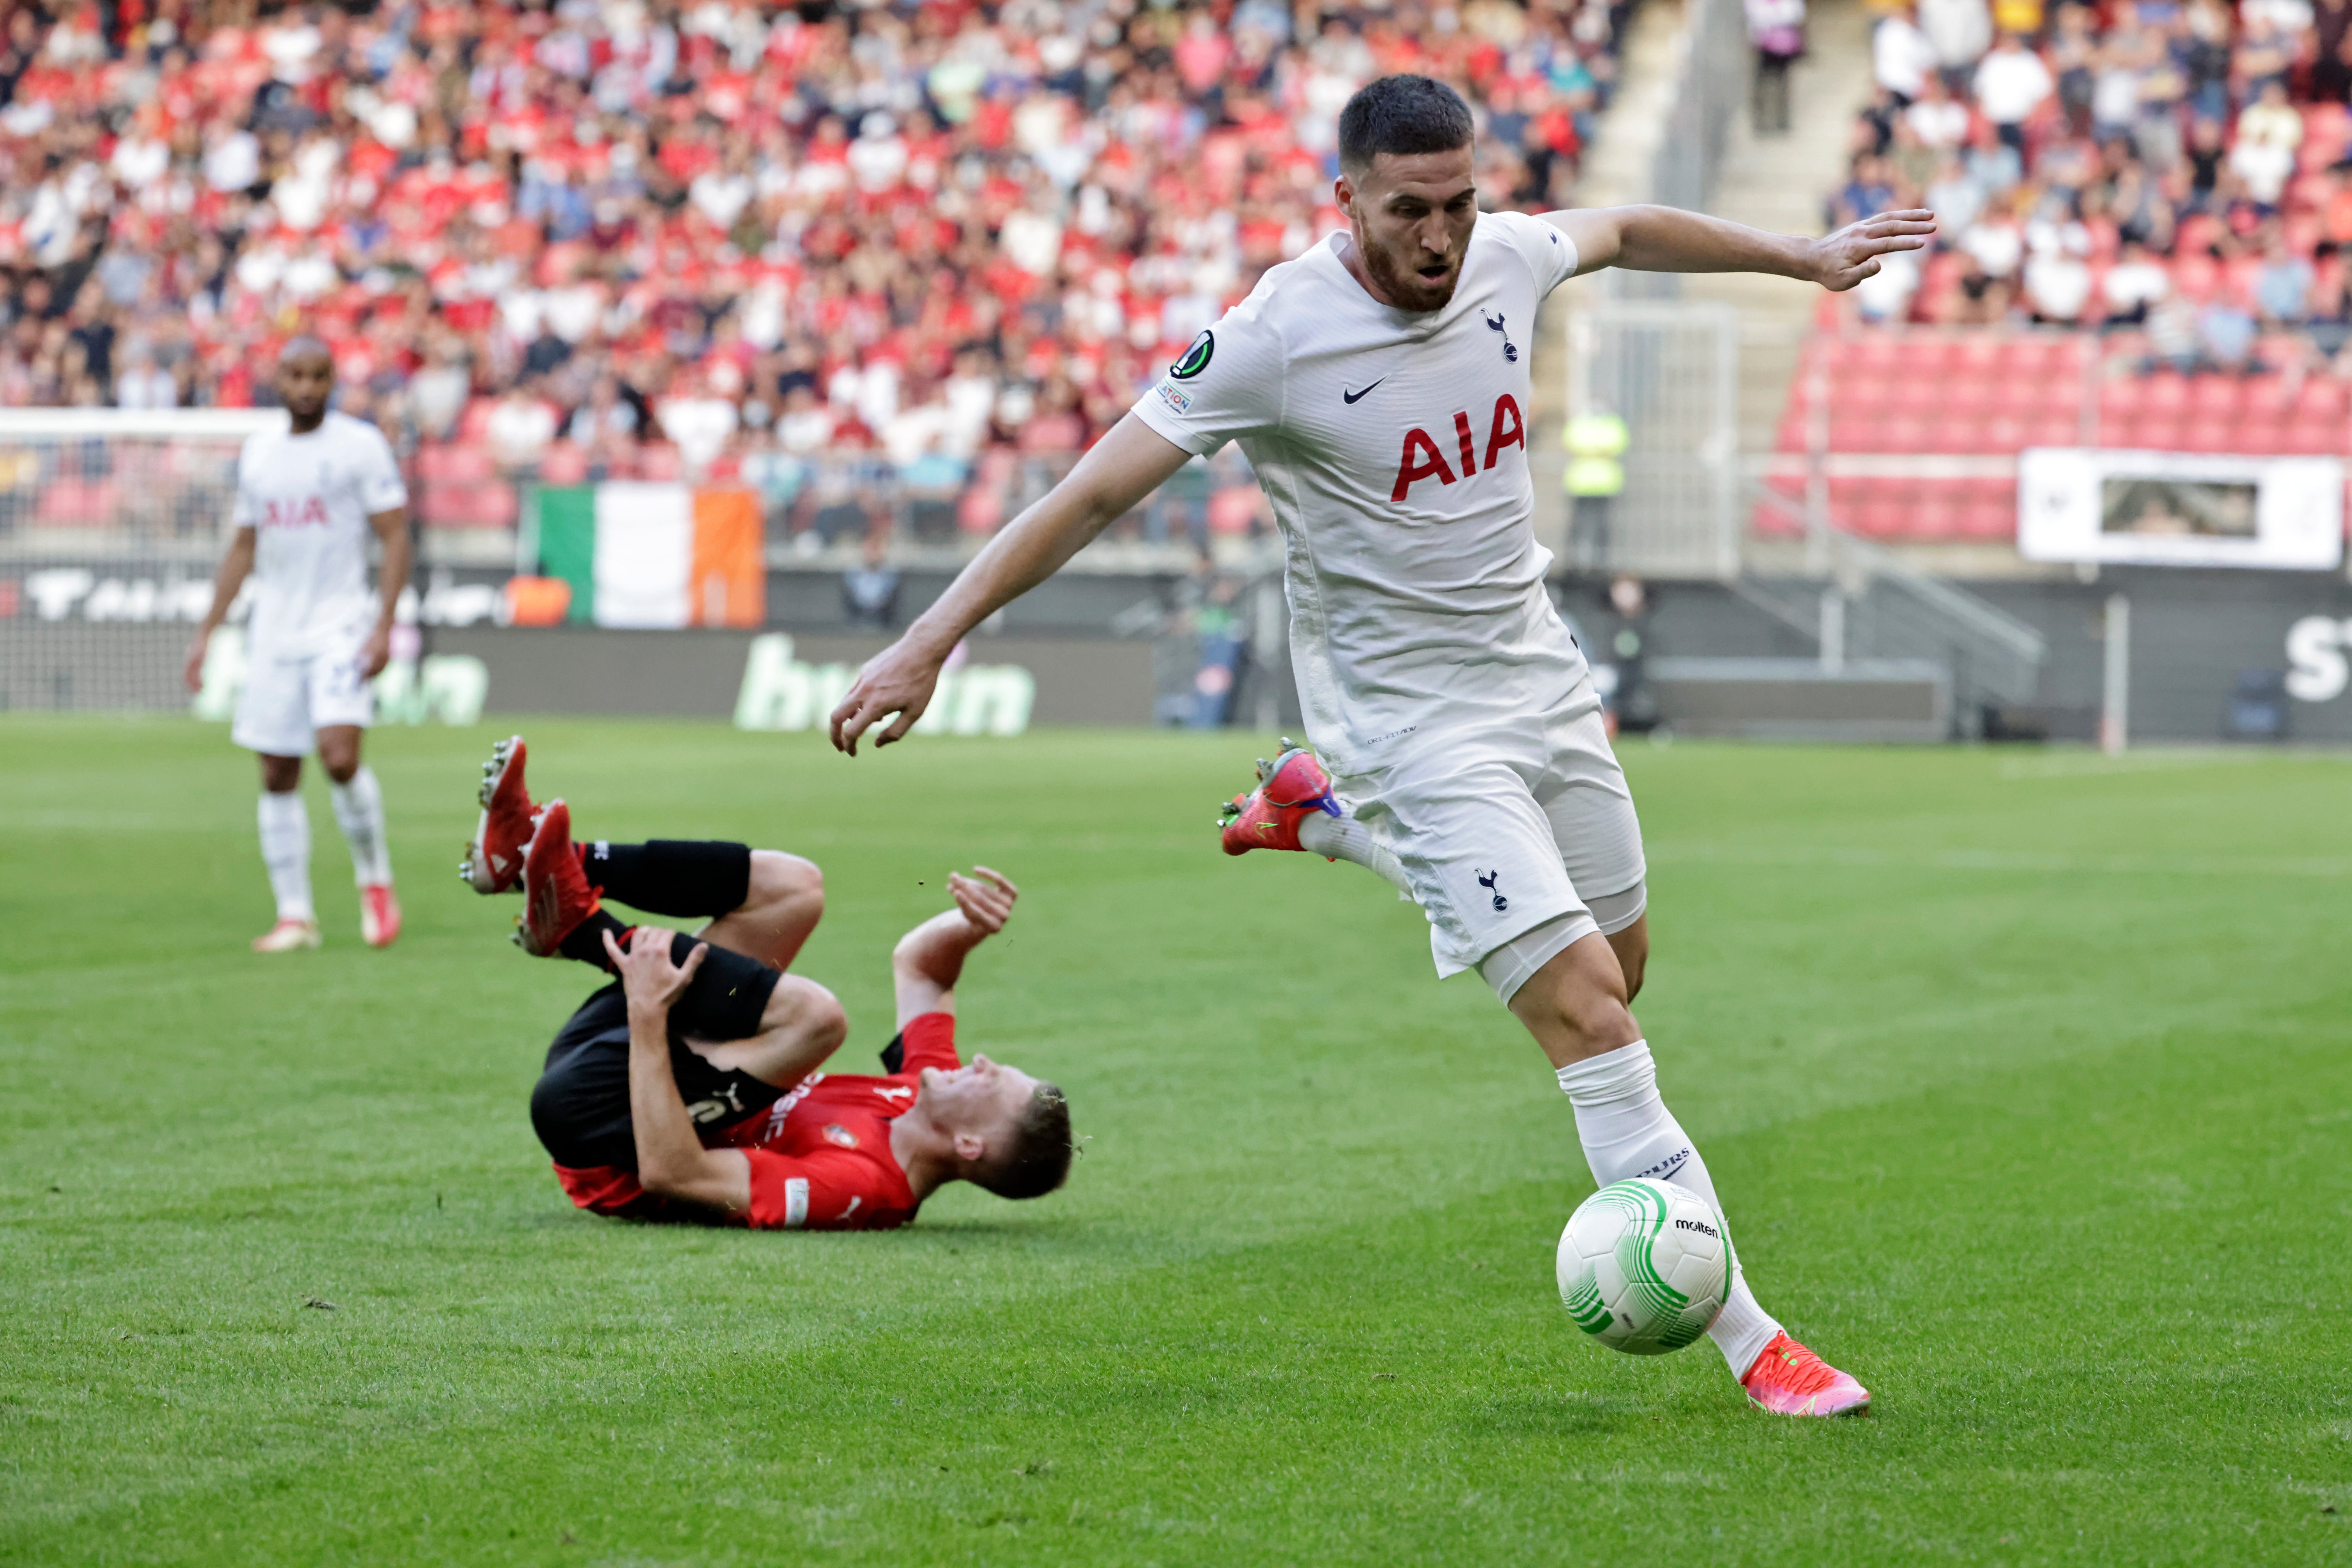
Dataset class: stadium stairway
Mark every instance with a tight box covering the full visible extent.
[1678,0,1882,457]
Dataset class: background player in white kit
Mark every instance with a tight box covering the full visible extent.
[183,339,412,952]
[830,76,1933,1417]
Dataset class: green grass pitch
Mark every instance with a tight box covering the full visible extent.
[4,716,2350,1566]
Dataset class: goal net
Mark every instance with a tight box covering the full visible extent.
[2,408,286,710]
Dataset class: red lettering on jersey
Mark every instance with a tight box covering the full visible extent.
[1453,410,1478,476]
[1485,394,1526,468]
[262,494,330,528]
[1391,427,1457,501]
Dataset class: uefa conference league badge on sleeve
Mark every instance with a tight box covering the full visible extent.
[1155,328,1213,416]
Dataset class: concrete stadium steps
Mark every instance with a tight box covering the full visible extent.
[1679,0,1881,456]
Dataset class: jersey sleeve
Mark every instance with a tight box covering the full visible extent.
[1485,210,1581,298]
[1128,284,1287,456]
[743,1147,910,1230]
[897,1012,959,1073]
[353,422,409,511]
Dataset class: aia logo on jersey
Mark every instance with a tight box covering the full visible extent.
[1391,394,1527,502]
[822,1123,859,1149]
[262,494,330,528]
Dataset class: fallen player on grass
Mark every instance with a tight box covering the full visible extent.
[462,736,1072,1229]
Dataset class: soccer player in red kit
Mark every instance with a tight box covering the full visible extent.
[462,737,1072,1229]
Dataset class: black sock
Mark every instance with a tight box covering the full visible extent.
[558,909,634,971]
[556,919,782,1040]
[577,840,752,918]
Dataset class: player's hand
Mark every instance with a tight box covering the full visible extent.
[829,635,947,754]
[1805,209,1936,292]
[356,623,392,680]
[182,628,212,693]
[949,867,1018,935]
[607,925,707,1017]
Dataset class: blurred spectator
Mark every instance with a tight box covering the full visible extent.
[1746,0,1806,134]
[2101,240,2173,325]
[2255,232,2316,323]
[1973,34,2052,153]
[1918,0,1992,85]
[0,0,1630,546]
[115,344,177,411]
[1874,8,1938,103]
[486,385,558,475]
[2197,296,2259,371]
[842,533,902,628]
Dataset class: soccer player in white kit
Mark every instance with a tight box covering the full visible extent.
[183,339,413,952]
[829,77,1934,1416]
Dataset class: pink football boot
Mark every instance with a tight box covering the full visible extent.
[1741,1332,1872,1417]
[1218,739,1342,856]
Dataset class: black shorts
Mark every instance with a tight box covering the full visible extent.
[529,934,787,1171]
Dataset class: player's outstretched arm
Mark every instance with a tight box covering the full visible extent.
[1545,205,1935,292]
[607,927,754,1214]
[829,417,1191,753]
[359,507,412,680]
[183,525,257,692]
[891,869,1018,1028]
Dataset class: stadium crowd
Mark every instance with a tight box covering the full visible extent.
[1842,0,2352,367]
[0,0,1623,538]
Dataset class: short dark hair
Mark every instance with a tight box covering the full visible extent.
[973,1083,1073,1201]
[1338,75,1475,177]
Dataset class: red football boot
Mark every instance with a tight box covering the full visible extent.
[1741,1331,1872,1417]
[460,735,535,894]
[359,884,402,948]
[515,800,602,957]
[1218,739,1342,856]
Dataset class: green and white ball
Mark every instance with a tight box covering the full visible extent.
[1556,1178,1733,1355]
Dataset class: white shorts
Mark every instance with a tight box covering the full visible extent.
[231,626,375,756]
[1333,688,1647,996]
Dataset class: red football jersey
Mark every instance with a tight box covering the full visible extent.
[552,1012,957,1230]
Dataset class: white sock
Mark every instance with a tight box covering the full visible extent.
[1555,1040,1783,1379]
[329,765,393,886]
[1297,811,1411,894]
[258,789,315,923]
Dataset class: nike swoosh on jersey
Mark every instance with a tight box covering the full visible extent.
[1341,378,1386,404]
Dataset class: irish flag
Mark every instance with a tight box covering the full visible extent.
[523,484,765,628]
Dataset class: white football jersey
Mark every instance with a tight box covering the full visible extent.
[231,411,408,653]
[1131,211,1589,773]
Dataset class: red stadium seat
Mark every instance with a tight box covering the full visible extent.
[2189,376,2244,417]
[2141,371,2194,413]
[2285,417,2346,454]
[1905,498,1965,539]
[2295,378,2349,418]
[2235,422,2290,455]
[418,444,495,484]
[1980,416,2030,454]
[1957,502,2015,540]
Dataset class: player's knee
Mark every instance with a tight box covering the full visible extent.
[746,850,822,921]
[259,754,303,793]
[317,738,360,782]
[764,974,846,1053]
